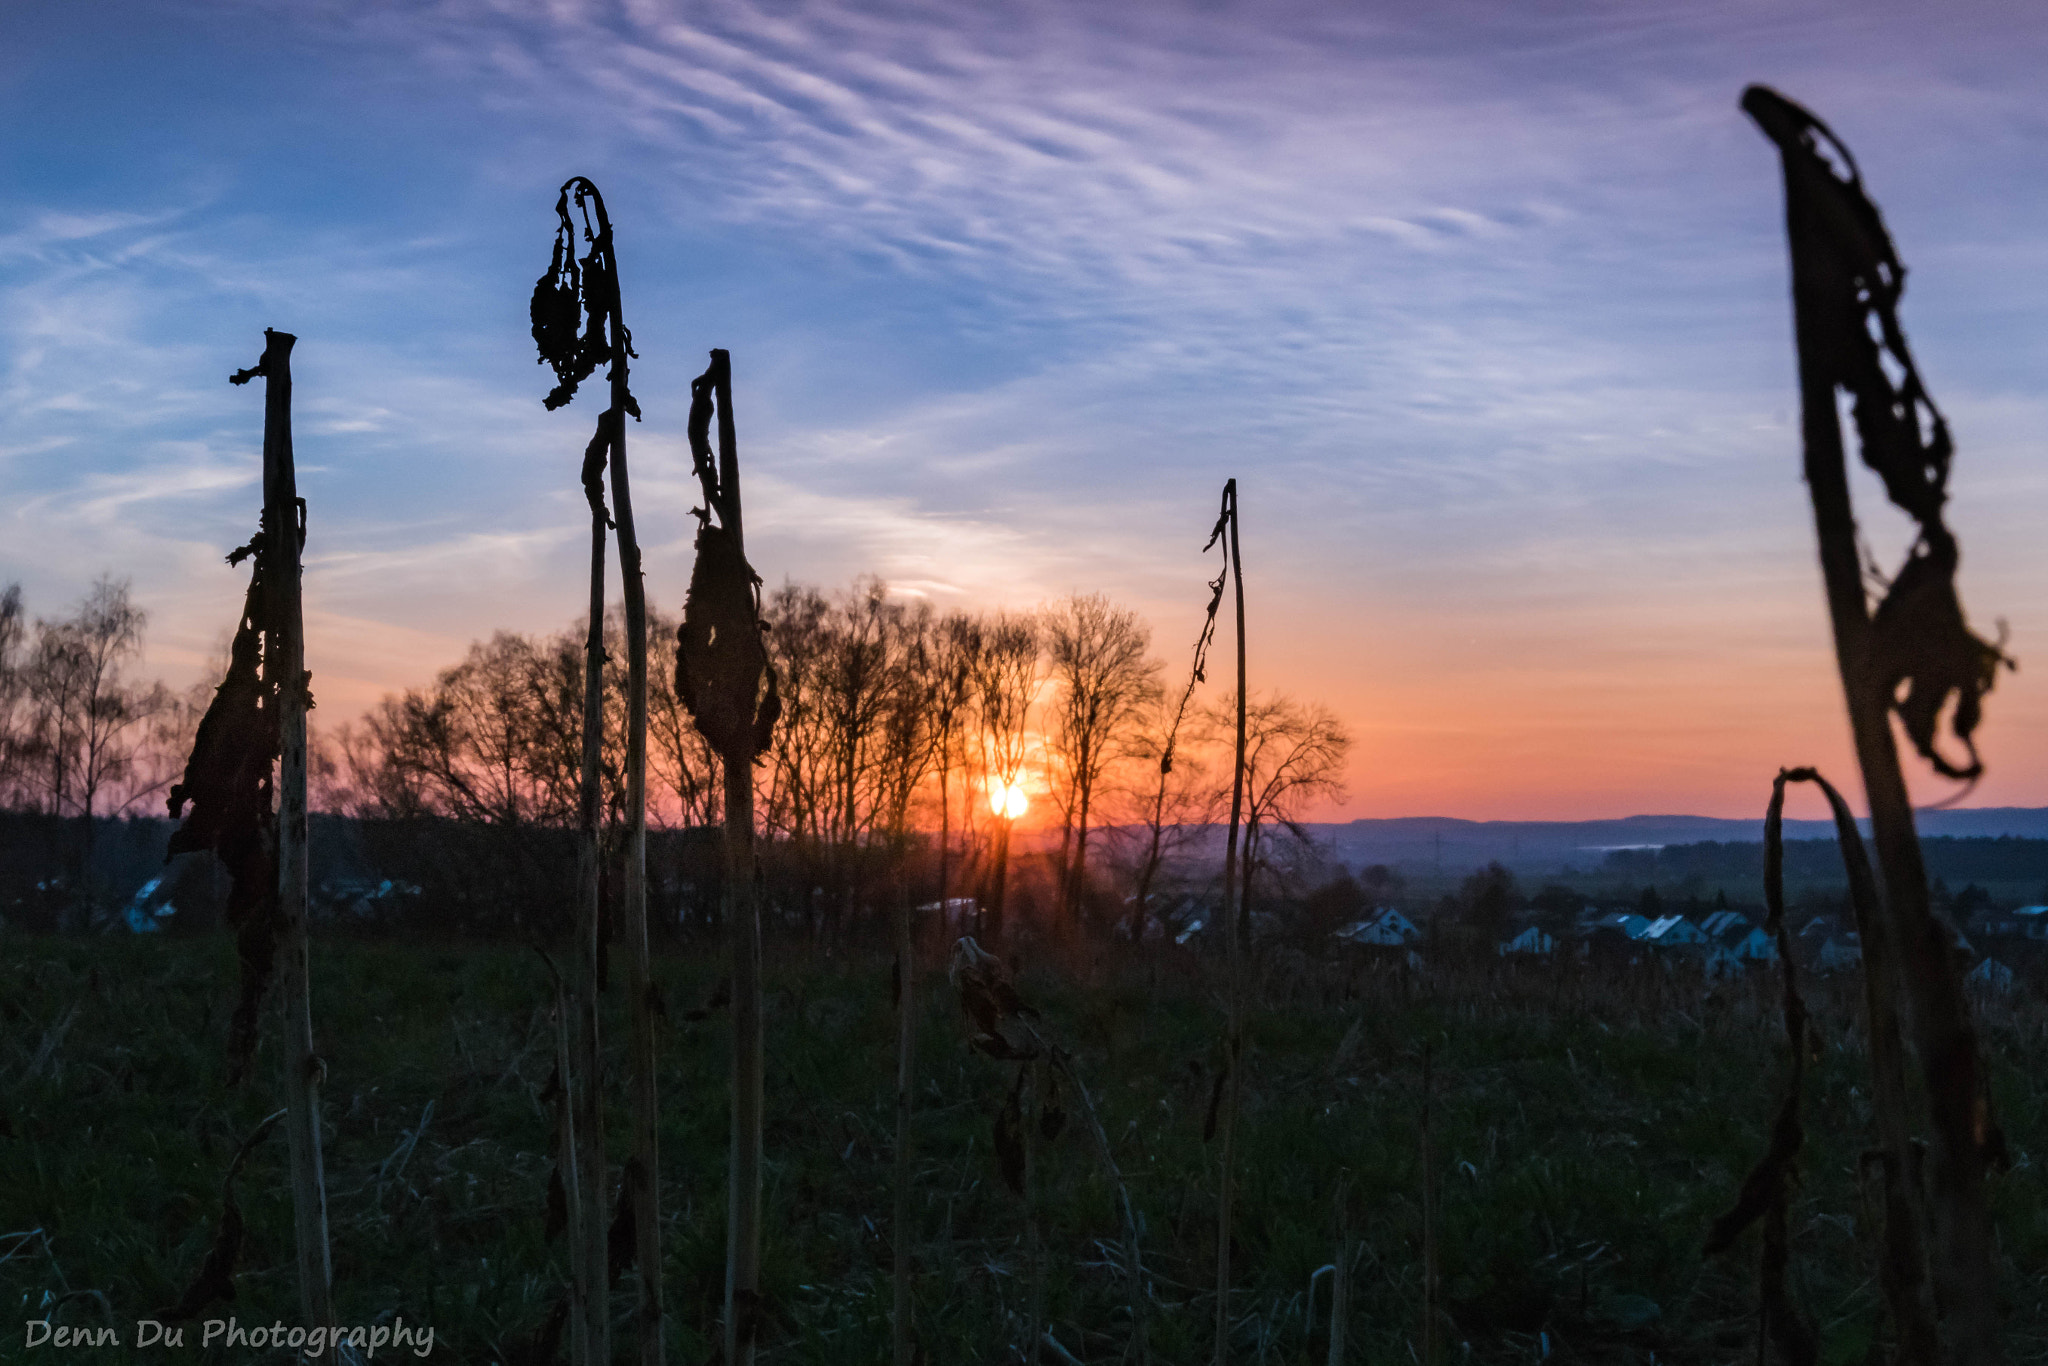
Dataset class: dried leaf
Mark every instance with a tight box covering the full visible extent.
[1743,86,2013,784]
[677,523,772,762]
[532,184,625,413]
[166,523,289,1086]
[949,937,1034,1026]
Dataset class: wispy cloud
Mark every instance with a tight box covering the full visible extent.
[4,0,2046,815]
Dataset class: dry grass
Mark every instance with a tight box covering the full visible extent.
[5,930,2046,1364]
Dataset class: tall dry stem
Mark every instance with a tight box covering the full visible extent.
[891,879,918,1366]
[570,478,610,1366]
[239,330,335,1358]
[676,348,778,1365]
[1212,477,1246,1366]
[534,175,657,1366]
[1746,85,2010,1365]
[163,332,330,1354]
[1420,1042,1438,1366]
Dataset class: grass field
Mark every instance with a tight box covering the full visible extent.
[4,929,2046,1364]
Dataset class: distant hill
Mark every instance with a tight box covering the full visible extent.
[1292,808,2048,878]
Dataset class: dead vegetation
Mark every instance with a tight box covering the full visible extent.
[1743,85,2016,1366]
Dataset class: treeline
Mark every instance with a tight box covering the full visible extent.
[325,579,1351,942]
[4,569,1359,942]
[1603,837,2048,894]
[1,573,1352,940]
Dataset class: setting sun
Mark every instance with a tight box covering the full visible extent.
[988,778,1029,820]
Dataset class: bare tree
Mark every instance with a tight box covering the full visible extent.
[917,611,983,920]
[1112,697,1224,942]
[0,584,33,808]
[1044,593,1160,933]
[969,610,1040,946]
[1205,692,1352,937]
[816,580,916,934]
[18,577,170,914]
[23,578,162,818]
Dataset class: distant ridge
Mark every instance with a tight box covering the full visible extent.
[1266,808,2048,876]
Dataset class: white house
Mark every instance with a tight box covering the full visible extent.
[1710,917,1777,963]
[2015,906,2048,941]
[1337,908,1420,947]
[1498,926,1556,956]
[1591,912,1652,940]
[1699,910,1746,939]
[1641,915,1707,948]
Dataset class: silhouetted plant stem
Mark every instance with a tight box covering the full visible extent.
[1807,769,1935,1362]
[1710,769,1924,1366]
[592,231,662,1366]
[1213,477,1245,1366]
[534,947,590,1366]
[1420,1043,1438,1366]
[1746,86,2008,1366]
[572,486,610,1366]
[891,878,917,1366]
[534,175,655,1366]
[675,348,777,1365]
[248,330,335,1360]
[715,353,765,1366]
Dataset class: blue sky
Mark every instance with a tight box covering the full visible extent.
[4,0,2046,818]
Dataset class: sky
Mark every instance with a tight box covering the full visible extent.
[3,0,2046,822]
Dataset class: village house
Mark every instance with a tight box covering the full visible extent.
[1498,925,1556,956]
[1336,907,1420,947]
[1589,911,1651,941]
[1704,912,1776,964]
[1640,915,1707,949]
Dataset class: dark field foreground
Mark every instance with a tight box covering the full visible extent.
[4,932,2046,1364]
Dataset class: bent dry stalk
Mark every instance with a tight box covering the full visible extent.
[533,174,657,1366]
[165,331,332,1357]
[1745,85,2012,1366]
[1708,767,1952,1364]
[1704,770,1825,1366]
[1211,478,1246,1366]
[675,348,779,1366]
